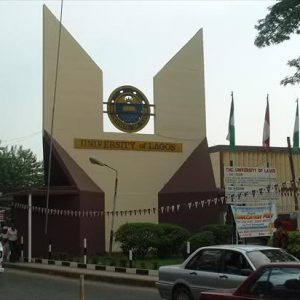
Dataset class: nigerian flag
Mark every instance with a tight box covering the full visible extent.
[293,100,299,152]
[226,94,235,150]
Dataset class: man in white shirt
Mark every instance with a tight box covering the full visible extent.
[1,225,10,261]
[7,224,18,262]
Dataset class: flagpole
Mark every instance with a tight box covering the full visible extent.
[293,99,299,153]
[228,91,233,243]
[287,137,299,211]
[262,94,271,173]
[291,99,300,229]
[230,91,234,243]
[262,94,273,241]
[268,94,269,171]
[232,91,238,245]
[227,91,238,244]
[266,95,270,232]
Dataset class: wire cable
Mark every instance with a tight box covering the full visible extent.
[1,131,41,144]
[45,0,64,235]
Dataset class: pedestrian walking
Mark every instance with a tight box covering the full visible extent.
[272,219,288,249]
[0,225,10,261]
[7,223,19,262]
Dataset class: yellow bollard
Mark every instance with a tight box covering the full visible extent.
[80,274,85,300]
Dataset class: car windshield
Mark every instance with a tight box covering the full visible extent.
[246,267,300,299]
[247,249,298,268]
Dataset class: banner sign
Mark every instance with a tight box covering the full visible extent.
[224,166,278,203]
[74,138,182,153]
[232,205,277,238]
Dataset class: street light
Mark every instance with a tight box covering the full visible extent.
[89,157,118,256]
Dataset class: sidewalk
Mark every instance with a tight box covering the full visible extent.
[3,260,158,288]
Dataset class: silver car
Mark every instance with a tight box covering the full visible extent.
[157,244,298,300]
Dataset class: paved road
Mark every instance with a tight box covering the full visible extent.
[1,269,162,300]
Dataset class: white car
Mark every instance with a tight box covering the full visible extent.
[0,242,4,273]
[157,245,298,300]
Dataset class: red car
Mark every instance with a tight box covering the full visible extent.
[199,263,300,300]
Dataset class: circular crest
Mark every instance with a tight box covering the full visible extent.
[107,86,150,133]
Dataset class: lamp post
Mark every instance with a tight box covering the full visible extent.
[89,157,118,256]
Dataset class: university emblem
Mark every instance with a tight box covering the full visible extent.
[107,86,150,133]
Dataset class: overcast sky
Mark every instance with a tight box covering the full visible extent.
[0,0,299,160]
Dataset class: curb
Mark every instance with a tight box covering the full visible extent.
[31,258,158,276]
[4,260,158,288]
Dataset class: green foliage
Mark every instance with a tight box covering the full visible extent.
[52,252,72,261]
[281,57,300,86]
[267,236,273,247]
[90,256,99,264]
[115,222,190,258]
[200,224,232,244]
[255,0,300,47]
[0,144,44,192]
[187,231,215,254]
[287,231,300,259]
[254,0,300,85]
[40,252,183,269]
[115,222,232,259]
[154,223,191,258]
[119,259,127,267]
[115,222,163,257]
[110,261,116,266]
[152,261,160,270]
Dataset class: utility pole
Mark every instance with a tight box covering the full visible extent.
[287,137,299,211]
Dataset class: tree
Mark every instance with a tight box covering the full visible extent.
[254,0,300,85]
[115,222,163,257]
[0,145,44,192]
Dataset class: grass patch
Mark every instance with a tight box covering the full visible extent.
[94,255,183,269]
[50,252,184,269]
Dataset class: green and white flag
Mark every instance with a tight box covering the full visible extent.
[293,100,299,152]
[226,94,235,150]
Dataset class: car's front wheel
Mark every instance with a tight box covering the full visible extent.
[172,286,193,300]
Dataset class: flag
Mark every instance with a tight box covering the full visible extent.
[226,93,235,150]
[293,100,299,152]
[262,97,270,151]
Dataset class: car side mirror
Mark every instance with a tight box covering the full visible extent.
[241,268,253,276]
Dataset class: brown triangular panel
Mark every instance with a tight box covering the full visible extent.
[159,138,219,194]
[43,131,103,193]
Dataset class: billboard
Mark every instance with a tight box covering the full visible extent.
[224,166,278,204]
[231,205,277,238]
